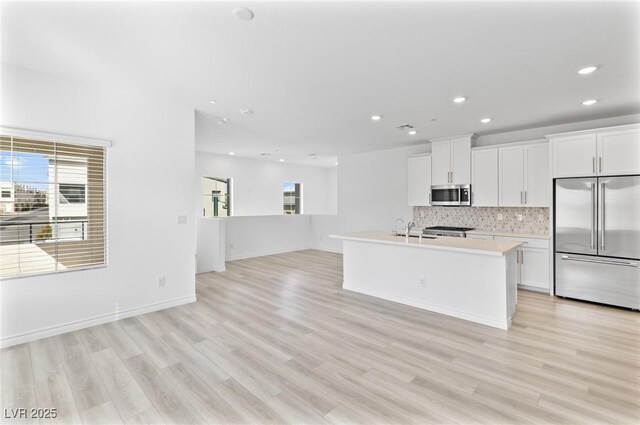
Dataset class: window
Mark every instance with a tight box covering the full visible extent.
[283,182,302,214]
[202,177,231,217]
[0,131,108,279]
[60,184,86,204]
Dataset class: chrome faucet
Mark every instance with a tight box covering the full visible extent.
[405,221,415,242]
[394,218,404,236]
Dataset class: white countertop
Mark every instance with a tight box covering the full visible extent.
[330,231,522,256]
[466,230,550,240]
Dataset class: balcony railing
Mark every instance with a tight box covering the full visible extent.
[0,220,88,245]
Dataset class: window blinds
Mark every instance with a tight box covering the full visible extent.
[0,133,107,278]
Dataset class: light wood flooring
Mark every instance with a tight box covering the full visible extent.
[2,250,639,424]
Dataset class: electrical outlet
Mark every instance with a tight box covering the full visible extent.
[497,213,503,221]
[517,214,523,221]
[419,278,427,288]
[176,215,187,224]
[157,276,166,288]
[229,243,234,249]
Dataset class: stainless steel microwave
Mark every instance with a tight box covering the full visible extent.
[430,184,471,206]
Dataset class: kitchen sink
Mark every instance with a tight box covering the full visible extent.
[392,233,437,239]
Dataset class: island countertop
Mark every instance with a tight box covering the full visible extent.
[330,231,522,256]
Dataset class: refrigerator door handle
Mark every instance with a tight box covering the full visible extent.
[590,183,596,250]
[560,255,638,268]
[599,182,605,251]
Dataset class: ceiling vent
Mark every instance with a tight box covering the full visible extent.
[395,124,414,131]
[260,153,271,156]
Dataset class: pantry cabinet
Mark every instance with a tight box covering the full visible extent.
[550,124,640,178]
[408,154,432,206]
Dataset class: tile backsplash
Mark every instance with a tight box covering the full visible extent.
[413,206,549,235]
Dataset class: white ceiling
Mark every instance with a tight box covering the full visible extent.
[3,1,639,167]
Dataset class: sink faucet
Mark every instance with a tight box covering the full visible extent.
[394,218,404,236]
[405,221,415,242]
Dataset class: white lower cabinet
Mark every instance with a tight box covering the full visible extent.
[519,247,549,290]
[471,234,550,292]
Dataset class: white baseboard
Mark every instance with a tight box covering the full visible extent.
[344,283,510,330]
[197,264,226,274]
[313,245,343,254]
[0,295,197,348]
[226,245,312,261]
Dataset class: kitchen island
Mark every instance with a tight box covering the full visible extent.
[330,231,522,330]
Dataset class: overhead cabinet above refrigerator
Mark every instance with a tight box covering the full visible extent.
[549,125,640,178]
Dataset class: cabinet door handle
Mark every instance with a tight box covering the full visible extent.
[592,157,595,174]
[520,191,523,205]
[429,193,431,204]
[524,191,527,204]
[599,156,602,173]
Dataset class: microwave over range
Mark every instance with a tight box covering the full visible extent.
[430,184,471,206]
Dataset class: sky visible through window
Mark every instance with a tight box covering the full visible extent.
[0,150,49,189]
[283,182,295,192]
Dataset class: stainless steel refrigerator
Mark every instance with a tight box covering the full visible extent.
[555,176,640,309]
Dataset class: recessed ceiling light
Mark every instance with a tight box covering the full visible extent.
[209,100,217,104]
[371,115,383,121]
[335,161,339,166]
[578,66,598,75]
[229,152,235,155]
[408,130,418,135]
[481,118,492,124]
[233,7,254,21]
[453,97,467,103]
[279,158,284,162]
[582,99,598,106]
[239,108,253,115]
[216,117,229,125]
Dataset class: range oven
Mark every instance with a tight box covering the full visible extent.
[430,184,471,206]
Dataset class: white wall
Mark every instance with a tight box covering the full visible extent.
[338,144,429,233]
[224,215,313,261]
[0,65,196,347]
[195,152,337,217]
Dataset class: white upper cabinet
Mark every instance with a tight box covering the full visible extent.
[550,125,639,178]
[451,137,471,184]
[499,146,525,206]
[430,135,473,185]
[498,142,549,207]
[524,143,549,207]
[552,133,597,177]
[471,148,498,206]
[408,155,432,206]
[597,128,640,176]
[431,141,452,185]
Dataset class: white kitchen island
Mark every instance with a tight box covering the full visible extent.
[330,231,522,330]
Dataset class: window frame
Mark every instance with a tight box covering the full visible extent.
[0,126,111,280]
[283,182,303,215]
